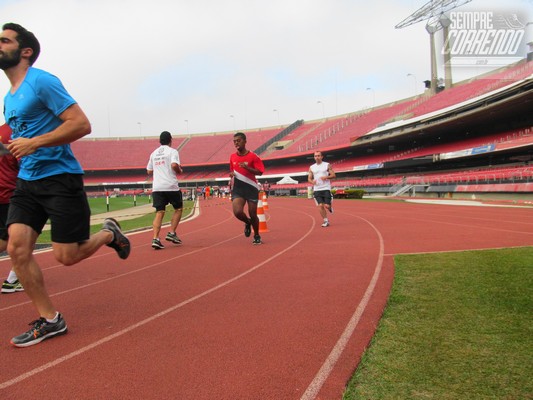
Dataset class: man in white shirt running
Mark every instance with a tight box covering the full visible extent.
[147,131,183,249]
[308,151,336,227]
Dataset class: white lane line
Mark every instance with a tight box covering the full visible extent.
[0,211,316,390]
[300,215,385,400]
[0,207,234,312]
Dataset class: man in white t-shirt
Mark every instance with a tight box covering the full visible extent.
[308,151,336,227]
[147,131,183,249]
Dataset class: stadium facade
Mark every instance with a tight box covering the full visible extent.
[73,59,533,203]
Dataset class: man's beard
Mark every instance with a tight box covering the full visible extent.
[0,49,22,70]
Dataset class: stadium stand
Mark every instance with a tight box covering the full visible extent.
[76,59,533,201]
[407,61,533,117]
[71,137,187,170]
[261,121,323,158]
[203,128,282,164]
[267,98,421,158]
[178,133,232,165]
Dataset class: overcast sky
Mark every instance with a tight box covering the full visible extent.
[0,0,531,138]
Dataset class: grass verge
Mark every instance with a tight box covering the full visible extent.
[343,247,533,400]
[86,195,153,214]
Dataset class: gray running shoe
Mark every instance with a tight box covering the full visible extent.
[103,218,131,259]
[165,232,182,244]
[11,314,68,347]
[152,238,165,249]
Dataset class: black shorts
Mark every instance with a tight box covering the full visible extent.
[152,190,183,212]
[0,203,8,241]
[313,189,332,205]
[7,174,91,243]
[232,180,259,202]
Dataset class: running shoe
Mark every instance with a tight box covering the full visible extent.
[1,279,24,293]
[328,204,333,214]
[102,218,131,259]
[252,234,262,245]
[321,221,330,227]
[11,314,68,348]
[152,238,165,249]
[244,221,252,237]
[165,232,182,244]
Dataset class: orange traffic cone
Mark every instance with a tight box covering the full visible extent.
[262,191,269,210]
[257,197,269,233]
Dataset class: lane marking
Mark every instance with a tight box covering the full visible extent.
[0,207,234,312]
[0,210,316,390]
[300,214,385,400]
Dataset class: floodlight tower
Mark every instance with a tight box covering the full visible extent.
[396,0,472,94]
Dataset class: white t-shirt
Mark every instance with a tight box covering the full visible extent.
[147,145,181,191]
[309,161,331,191]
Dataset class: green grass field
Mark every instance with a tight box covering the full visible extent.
[87,194,152,214]
[343,246,533,400]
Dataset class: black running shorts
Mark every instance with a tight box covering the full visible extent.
[313,189,332,205]
[7,174,91,243]
[0,203,8,241]
[231,179,259,203]
[152,190,183,212]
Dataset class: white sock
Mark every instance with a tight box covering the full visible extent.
[46,312,59,324]
[7,270,18,283]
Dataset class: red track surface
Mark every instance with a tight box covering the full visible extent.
[0,198,531,399]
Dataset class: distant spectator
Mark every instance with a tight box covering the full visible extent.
[263,181,270,198]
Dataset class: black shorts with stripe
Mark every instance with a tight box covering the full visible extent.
[231,179,259,202]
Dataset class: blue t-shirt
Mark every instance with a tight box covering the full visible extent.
[3,67,84,180]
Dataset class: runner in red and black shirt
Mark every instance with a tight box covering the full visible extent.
[229,132,265,245]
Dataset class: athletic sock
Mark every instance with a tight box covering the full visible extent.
[46,312,59,324]
[7,270,18,283]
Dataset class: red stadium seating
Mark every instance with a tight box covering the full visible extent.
[73,60,532,196]
[408,61,533,118]
[71,137,187,170]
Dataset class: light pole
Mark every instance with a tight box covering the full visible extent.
[184,119,189,135]
[316,101,325,119]
[229,115,236,130]
[426,22,439,95]
[273,109,280,126]
[439,13,453,89]
[137,122,142,136]
[407,73,417,96]
[366,88,375,108]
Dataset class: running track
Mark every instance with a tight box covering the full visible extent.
[0,197,531,399]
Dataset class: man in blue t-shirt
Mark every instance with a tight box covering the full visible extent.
[0,23,131,347]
